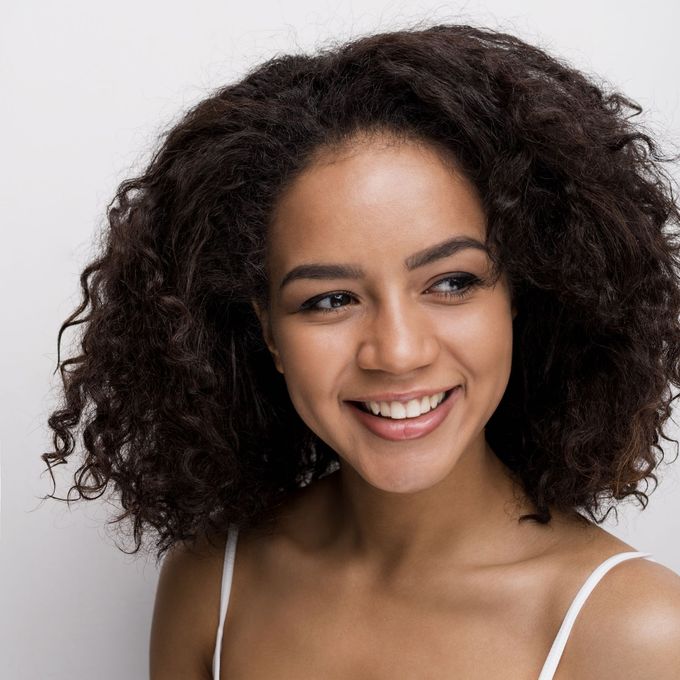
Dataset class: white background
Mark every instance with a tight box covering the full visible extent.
[2,1,679,678]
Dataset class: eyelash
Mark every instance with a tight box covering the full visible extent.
[299,274,482,315]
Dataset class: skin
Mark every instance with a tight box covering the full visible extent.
[150,132,680,680]
[257,132,539,571]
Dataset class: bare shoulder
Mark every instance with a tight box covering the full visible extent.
[149,531,228,680]
[558,551,680,680]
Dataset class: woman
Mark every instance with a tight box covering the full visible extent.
[44,23,680,679]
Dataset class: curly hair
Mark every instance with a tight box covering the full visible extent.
[43,23,680,560]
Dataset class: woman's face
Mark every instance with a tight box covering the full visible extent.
[256,134,516,494]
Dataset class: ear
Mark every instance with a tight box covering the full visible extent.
[251,299,284,374]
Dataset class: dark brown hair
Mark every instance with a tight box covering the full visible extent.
[43,23,680,559]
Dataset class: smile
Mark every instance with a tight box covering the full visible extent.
[345,386,461,441]
[356,391,447,419]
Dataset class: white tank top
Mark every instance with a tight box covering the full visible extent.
[211,523,654,679]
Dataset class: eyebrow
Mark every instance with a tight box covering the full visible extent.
[278,235,489,291]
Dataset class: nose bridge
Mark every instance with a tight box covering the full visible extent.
[357,290,437,373]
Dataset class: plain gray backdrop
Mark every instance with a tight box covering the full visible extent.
[2,1,679,678]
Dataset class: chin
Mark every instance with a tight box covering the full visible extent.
[349,453,455,495]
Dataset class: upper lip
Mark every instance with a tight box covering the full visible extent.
[346,385,459,403]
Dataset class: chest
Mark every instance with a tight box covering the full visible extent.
[217,564,563,680]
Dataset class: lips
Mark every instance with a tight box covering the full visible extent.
[347,386,457,403]
[345,386,461,441]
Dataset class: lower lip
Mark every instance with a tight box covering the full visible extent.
[345,387,462,441]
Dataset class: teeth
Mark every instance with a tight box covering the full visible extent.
[391,402,407,419]
[364,391,446,419]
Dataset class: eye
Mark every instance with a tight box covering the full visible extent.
[298,274,481,315]
[427,273,481,300]
[299,291,356,314]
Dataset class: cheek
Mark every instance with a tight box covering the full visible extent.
[278,321,350,374]
[440,302,514,387]
[275,322,351,417]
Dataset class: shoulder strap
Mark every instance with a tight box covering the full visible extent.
[212,523,240,680]
[537,551,655,680]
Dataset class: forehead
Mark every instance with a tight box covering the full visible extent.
[267,136,487,273]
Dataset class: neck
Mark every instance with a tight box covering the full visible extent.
[327,439,546,575]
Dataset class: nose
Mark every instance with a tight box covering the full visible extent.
[355,295,440,375]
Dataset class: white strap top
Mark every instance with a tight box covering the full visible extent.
[211,523,654,680]
[212,523,239,680]
[536,550,655,679]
